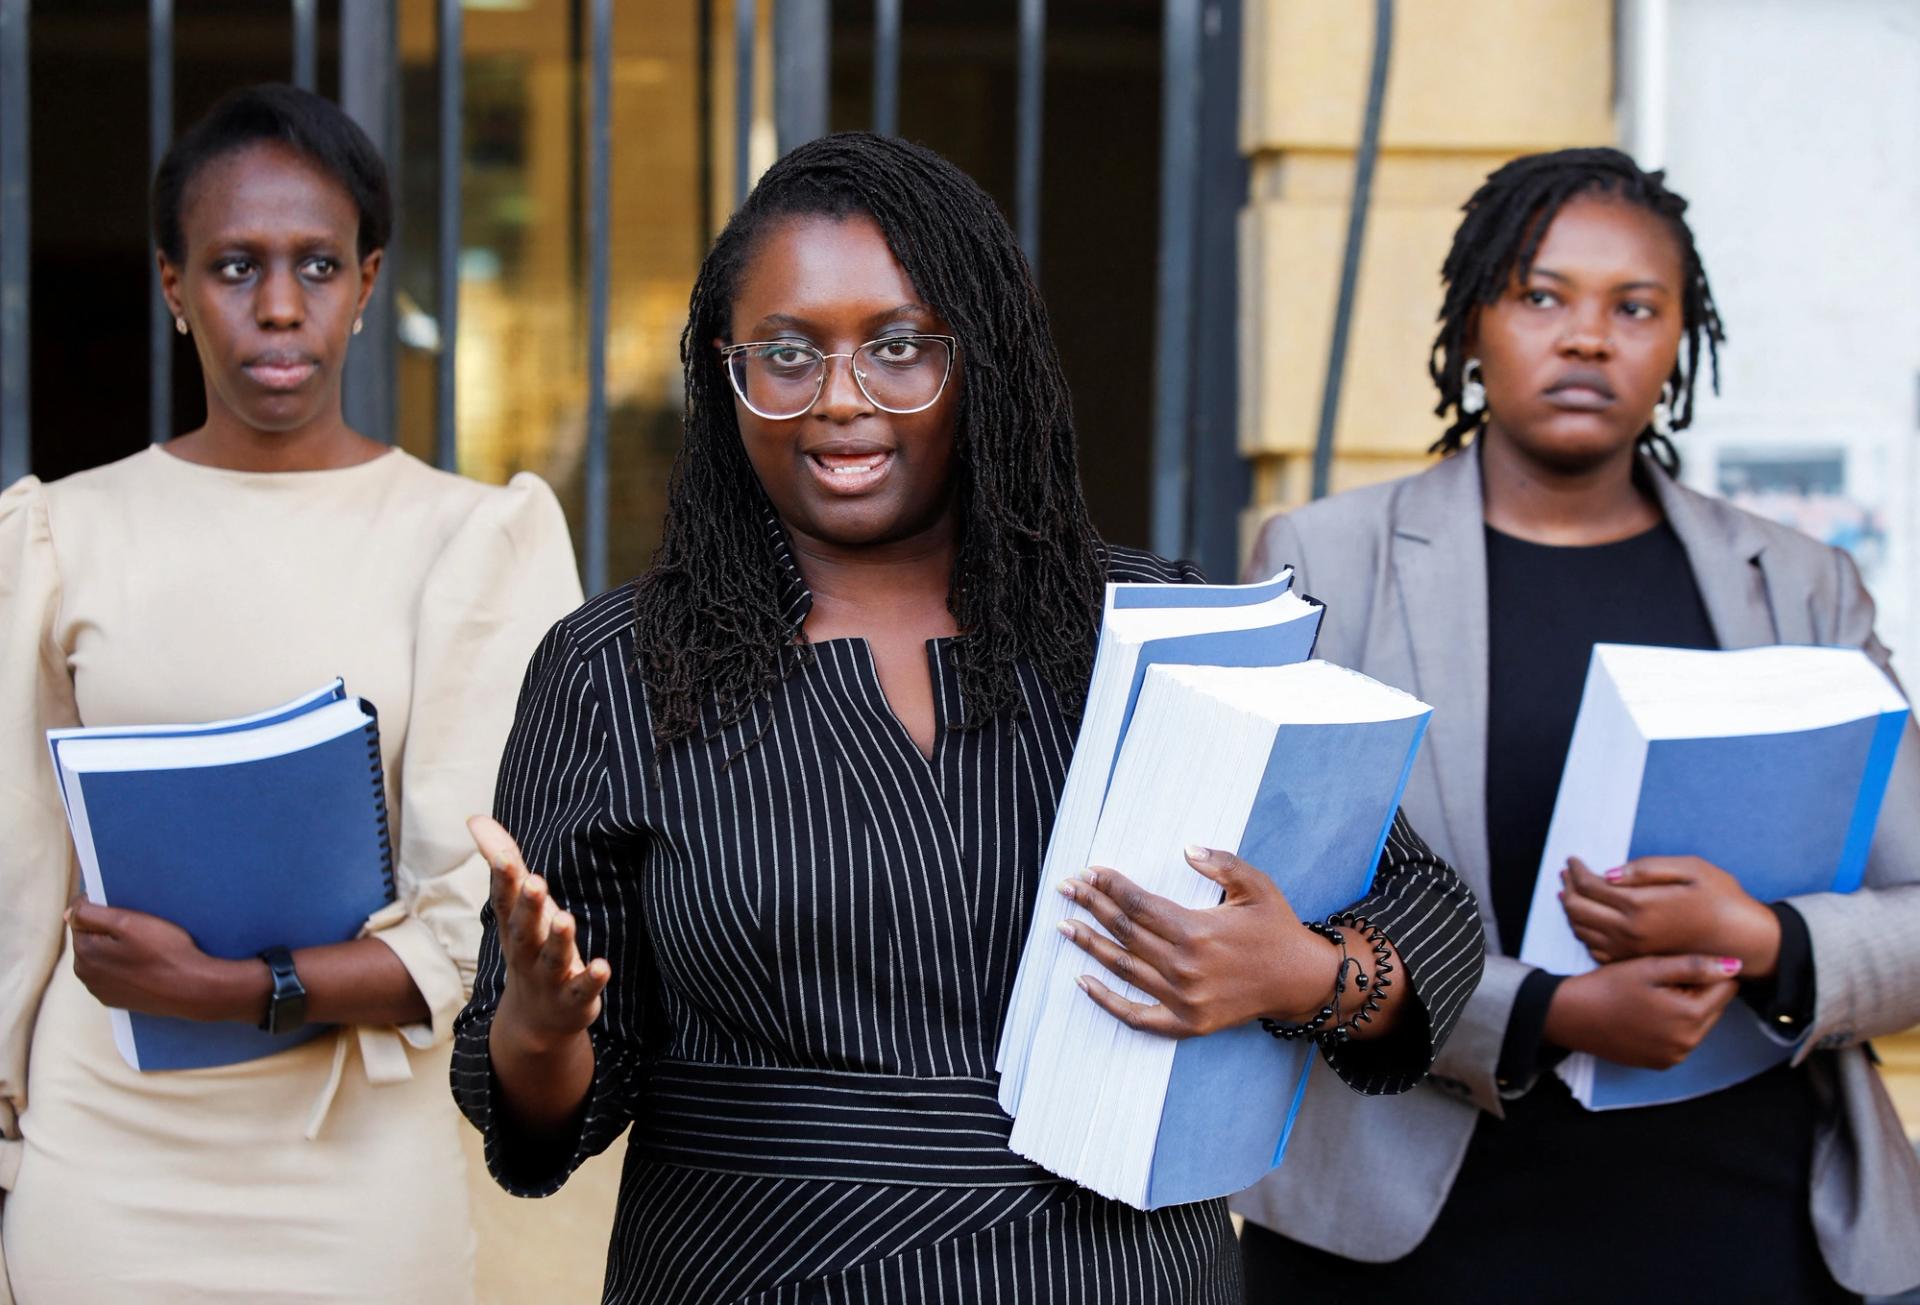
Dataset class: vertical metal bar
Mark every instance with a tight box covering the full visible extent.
[1014,0,1045,272]
[292,0,317,92]
[1189,0,1249,582]
[697,0,714,238]
[0,0,27,484]
[1310,0,1392,501]
[871,0,899,135]
[732,0,754,205]
[774,0,828,154]
[149,0,173,447]
[567,0,584,289]
[435,0,462,471]
[341,0,397,443]
[1149,0,1200,559]
[585,0,611,595]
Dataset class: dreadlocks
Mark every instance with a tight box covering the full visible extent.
[1428,147,1726,473]
[632,132,1108,753]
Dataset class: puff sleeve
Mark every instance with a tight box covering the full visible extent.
[364,473,584,1048]
[0,479,79,1194]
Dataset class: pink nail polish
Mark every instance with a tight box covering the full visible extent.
[1604,867,1625,883]
[1719,956,1742,975]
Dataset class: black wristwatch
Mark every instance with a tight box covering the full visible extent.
[258,945,309,1035]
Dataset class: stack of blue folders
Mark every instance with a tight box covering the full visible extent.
[995,573,1433,1210]
[47,680,395,1072]
[1519,643,1910,1110]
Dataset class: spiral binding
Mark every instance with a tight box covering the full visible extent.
[360,700,397,904]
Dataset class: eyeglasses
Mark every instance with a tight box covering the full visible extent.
[718,334,958,420]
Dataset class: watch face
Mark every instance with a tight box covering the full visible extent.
[268,988,308,1035]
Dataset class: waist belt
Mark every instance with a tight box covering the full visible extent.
[635,1060,1061,1189]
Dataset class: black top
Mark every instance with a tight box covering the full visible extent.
[1482,520,1816,1075]
[1483,519,1718,950]
[1473,521,1834,1301]
[451,531,1487,1304]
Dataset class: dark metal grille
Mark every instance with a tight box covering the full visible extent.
[0,1,1248,585]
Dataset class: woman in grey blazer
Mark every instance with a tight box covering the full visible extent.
[1234,149,1920,1302]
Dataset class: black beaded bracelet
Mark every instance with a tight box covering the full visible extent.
[1258,922,1364,1043]
[1326,912,1393,1037]
[1258,916,1394,1047]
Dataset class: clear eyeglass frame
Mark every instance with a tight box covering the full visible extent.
[717,333,960,420]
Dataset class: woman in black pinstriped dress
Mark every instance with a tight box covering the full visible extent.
[450,133,1485,1304]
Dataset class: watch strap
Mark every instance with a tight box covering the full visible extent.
[257,945,308,1034]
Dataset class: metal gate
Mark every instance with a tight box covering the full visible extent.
[0,0,1247,588]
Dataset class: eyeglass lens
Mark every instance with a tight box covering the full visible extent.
[727,337,953,418]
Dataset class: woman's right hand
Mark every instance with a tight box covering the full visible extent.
[1542,953,1743,1069]
[469,815,610,1054]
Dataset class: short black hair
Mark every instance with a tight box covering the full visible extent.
[632,131,1108,754]
[152,83,393,264]
[1428,147,1725,473]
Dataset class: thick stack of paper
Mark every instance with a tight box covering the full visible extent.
[1002,660,1431,1209]
[48,680,395,1071]
[1518,644,1909,1109]
[996,570,1323,1110]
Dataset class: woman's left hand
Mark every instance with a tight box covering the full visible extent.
[1561,855,1782,978]
[67,896,251,1021]
[1057,846,1340,1038]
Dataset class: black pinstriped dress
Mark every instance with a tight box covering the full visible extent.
[451,537,1484,1304]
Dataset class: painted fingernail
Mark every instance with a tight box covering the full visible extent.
[1719,956,1742,975]
[1056,880,1077,899]
[1185,845,1212,864]
[1057,922,1075,939]
[1604,867,1625,882]
[1082,868,1101,888]
[1075,975,1092,994]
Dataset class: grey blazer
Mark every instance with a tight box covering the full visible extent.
[1229,448,1920,1296]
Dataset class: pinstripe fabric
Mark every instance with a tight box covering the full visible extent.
[451,541,1482,1303]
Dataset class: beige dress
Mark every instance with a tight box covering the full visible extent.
[0,446,583,1304]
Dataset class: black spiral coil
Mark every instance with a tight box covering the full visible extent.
[360,700,397,904]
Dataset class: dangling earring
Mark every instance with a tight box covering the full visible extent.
[1460,357,1487,416]
[1651,382,1675,437]
[352,317,364,336]
[174,316,189,336]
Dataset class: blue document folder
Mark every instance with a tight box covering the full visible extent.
[48,684,395,1071]
[1006,661,1430,1209]
[1144,697,1429,1207]
[996,571,1325,1113]
[1519,644,1909,1109]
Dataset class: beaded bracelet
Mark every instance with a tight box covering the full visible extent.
[1327,912,1394,1038]
[1258,922,1363,1043]
[1258,916,1393,1047]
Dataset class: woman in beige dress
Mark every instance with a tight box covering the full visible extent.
[0,85,580,1302]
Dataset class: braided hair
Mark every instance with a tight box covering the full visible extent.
[1428,147,1725,473]
[632,132,1108,752]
